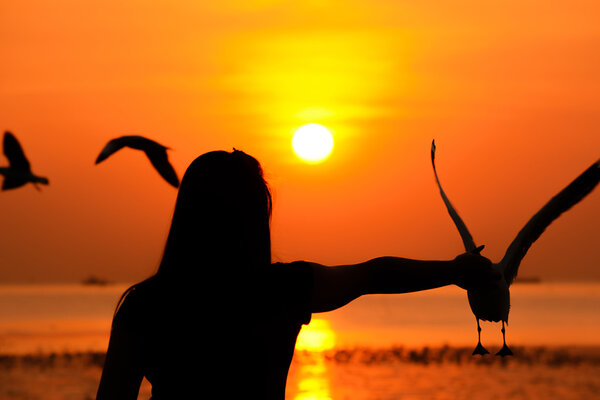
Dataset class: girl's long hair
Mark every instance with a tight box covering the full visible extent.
[114,150,272,314]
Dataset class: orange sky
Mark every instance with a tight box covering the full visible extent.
[0,0,598,283]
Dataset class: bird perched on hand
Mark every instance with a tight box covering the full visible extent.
[431,140,599,356]
[96,135,179,188]
[0,131,49,191]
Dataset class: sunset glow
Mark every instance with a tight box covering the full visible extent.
[0,1,598,283]
[2,2,600,399]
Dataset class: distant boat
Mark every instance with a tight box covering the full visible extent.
[81,276,111,286]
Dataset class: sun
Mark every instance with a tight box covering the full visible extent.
[292,123,334,163]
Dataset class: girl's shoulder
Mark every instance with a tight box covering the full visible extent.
[112,278,160,329]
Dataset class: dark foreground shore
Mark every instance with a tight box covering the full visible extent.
[2,345,600,369]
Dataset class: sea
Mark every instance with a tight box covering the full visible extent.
[1,282,600,399]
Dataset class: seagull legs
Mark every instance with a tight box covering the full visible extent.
[496,320,513,356]
[472,318,489,355]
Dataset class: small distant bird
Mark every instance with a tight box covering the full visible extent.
[0,131,49,191]
[431,140,599,356]
[96,135,179,188]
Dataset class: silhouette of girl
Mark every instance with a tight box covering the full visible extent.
[97,149,498,400]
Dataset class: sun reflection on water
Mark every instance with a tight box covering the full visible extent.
[293,319,335,400]
[296,319,336,351]
[293,354,332,400]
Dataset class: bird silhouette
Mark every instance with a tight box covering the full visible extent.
[96,135,179,188]
[431,140,599,356]
[0,131,49,191]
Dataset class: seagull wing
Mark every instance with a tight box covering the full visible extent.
[4,132,31,172]
[2,177,27,190]
[95,137,131,164]
[96,135,178,187]
[431,140,477,252]
[500,160,600,286]
[145,148,180,188]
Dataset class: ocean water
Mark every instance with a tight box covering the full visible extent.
[2,282,600,354]
[1,282,600,399]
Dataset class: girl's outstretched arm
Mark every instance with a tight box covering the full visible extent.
[309,253,498,313]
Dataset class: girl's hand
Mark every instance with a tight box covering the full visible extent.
[452,252,501,291]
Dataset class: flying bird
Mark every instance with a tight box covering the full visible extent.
[96,135,179,188]
[431,140,599,356]
[0,131,49,191]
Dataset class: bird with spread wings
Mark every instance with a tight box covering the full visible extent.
[431,140,599,356]
[95,135,179,188]
[0,131,49,191]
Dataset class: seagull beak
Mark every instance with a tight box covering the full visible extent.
[473,245,485,254]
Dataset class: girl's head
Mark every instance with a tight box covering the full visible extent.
[158,150,272,278]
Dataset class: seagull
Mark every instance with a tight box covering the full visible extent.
[431,140,599,356]
[0,131,49,191]
[96,135,179,188]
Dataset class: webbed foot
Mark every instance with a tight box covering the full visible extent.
[496,344,513,357]
[472,342,489,355]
